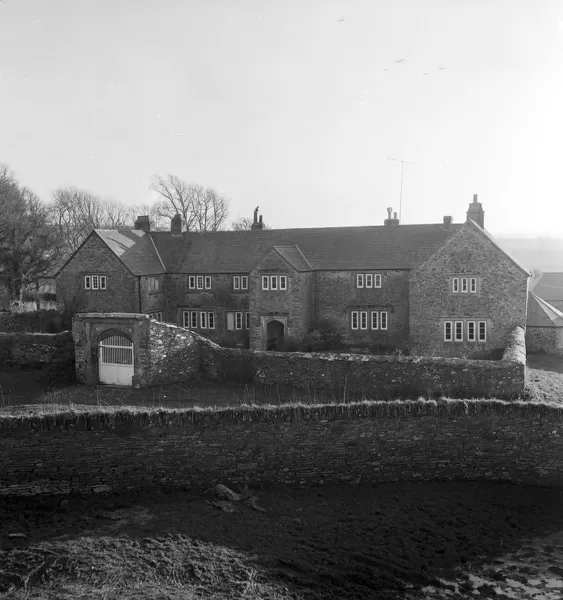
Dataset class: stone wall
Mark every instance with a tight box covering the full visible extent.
[526,326,563,355]
[1,399,562,497]
[0,331,74,368]
[146,320,201,385]
[409,223,529,357]
[202,327,526,400]
[0,310,63,333]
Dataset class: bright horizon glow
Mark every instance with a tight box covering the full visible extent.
[1,0,562,237]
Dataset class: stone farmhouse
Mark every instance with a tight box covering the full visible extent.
[54,195,532,358]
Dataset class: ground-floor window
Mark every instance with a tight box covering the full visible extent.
[444,319,487,342]
[351,310,388,331]
[226,311,250,330]
[183,310,215,330]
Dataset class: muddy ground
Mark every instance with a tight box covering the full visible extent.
[2,482,563,599]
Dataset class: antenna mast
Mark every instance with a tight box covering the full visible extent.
[386,157,415,221]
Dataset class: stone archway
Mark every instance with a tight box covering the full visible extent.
[266,319,285,351]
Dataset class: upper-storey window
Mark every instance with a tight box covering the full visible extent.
[147,276,160,293]
[261,274,287,291]
[188,275,212,290]
[452,276,478,294]
[356,273,382,288]
[233,276,249,290]
[85,275,107,290]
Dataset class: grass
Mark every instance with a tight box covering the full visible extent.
[525,353,563,403]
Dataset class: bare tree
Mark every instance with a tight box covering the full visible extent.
[47,186,144,254]
[150,174,229,232]
[0,180,63,300]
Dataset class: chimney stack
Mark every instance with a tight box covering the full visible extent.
[251,206,264,230]
[171,213,182,236]
[384,207,400,226]
[443,215,453,229]
[134,215,150,233]
[466,193,485,229]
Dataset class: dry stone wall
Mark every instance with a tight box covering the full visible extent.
[0,331,74,368]
[1,400,562,497]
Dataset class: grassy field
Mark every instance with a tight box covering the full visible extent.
[526,353,563,403]
[2,482,563,599]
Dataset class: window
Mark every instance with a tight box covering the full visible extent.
[261,275,287,291]
[365,274,373,288]
[356,274,364,288]
[261,276,269,290]
[245,312,250,329]
[147,312,162,322]
[360,311,368,330]
[183,310,214,330]
[196,276,204,290]
[188,276,196,290]
[374,274,382,288]
[478,321,487,341]
[444,321,453,342]
[454,321,463,341]
[147,277,159,293]
[204,276,212,290]
[369,311,388,330]
[452,276,478,294]
[357,273,381,288]
[380,311,388,330]
[467,321,476,341]
[351,311,359,330]
[84,274,106,290]
[270,275,278,290]
[235,312,243,330]
[279,275,287,290]
[233,276,240,290]
[241,276,248,290]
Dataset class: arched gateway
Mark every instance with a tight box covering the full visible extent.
[98,330,134,386]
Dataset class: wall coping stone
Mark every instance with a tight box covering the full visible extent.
[75,313,150,321]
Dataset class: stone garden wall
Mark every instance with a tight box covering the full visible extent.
[0,400,562,497]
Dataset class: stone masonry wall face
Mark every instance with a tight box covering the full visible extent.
[1,401,562,497]
[313,270,409,349]
[164,273,250,344]
[56,235,139,313]
[409,226,529,357]
[249,252,313,349]
[145,321,201,385]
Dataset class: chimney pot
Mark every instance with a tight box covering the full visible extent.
[473,194,478,203]
[393,212,397,219]
[466,194,484,228]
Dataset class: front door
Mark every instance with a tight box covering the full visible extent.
[266,320,285,351]
[98,335,134,386]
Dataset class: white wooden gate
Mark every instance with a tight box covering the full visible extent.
[98,335,134,386]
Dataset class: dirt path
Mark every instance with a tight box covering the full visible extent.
[2,482,563,599]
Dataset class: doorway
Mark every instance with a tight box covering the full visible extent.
[98,334,134,386]
[266,319,285,351]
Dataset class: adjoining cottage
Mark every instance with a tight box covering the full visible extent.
[531,272,563,312]
[54,195,531,358]
[526,292,563,354]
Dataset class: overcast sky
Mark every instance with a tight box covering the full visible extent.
[1,0,562,236]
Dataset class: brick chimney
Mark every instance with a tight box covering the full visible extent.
[171,213,182,236]
[443,215,453,229]
[384,207,400,226]
[134,215,150,233]
[466,194,484,228]
[251,206,264,230]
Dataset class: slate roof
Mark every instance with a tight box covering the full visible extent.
[531,272,563,302]
[149,223,464,273]
[95,230,166,276]
[527,292,563,327]
[269,246,313,272]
